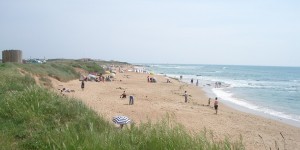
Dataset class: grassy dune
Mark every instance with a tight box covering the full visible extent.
[0,61,244,150]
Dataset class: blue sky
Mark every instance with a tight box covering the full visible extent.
[1,0,299,66]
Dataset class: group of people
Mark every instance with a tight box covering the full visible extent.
[184,91,219,114]
[215,82,222,88]
[208,97,219,114]
[147,76,157,83]
[95,76,106,82]
[190,78,199,86]
[167,79,171,83]
[120,91,134,105]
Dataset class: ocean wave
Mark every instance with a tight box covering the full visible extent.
[200,76,300,91]
[291,80,300,83]
[212,88,300,123]
[149,64,202,70]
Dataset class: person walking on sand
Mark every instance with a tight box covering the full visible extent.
[208,98,211,106]
[214,97,219,114]
[81,80,85,91]
[129,95,134,105]
[184,91,188,103]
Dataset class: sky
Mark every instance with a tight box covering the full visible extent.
[0,0,300,66]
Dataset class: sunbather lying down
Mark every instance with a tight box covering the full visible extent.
[60,88,75,93]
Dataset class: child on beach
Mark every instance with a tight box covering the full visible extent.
[214,97,219,114]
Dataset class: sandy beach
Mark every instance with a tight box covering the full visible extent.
[51,67,300,150]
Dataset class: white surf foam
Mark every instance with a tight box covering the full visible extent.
[212,88,300,123]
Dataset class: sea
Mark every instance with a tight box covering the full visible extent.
[141,64,300,127]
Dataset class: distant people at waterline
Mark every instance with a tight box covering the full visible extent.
[191,78,194,84]
[196,80,199,86]
[180,75,183,80]
[215,82,221,88]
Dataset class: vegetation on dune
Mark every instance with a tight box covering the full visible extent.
[14,62,80,82]
[70,61,104,73]
[0,61,244,150]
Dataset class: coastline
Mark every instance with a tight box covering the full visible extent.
[51,68,300,149]
[159,72,300,128]
[198,79,300,128]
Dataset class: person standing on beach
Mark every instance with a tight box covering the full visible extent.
[81,80,85,91]
[214,97,219,114]
[180,75,183,80]
[191,78,194,84]
[208,98,211,106]
[184,91,188,103]
[196,80,199,86]
[129,95,134,105]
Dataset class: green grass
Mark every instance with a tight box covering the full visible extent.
[0,62,244,150]
[0,63,36,96]
[15,62,80,82]
[47,59,110,74]
[39,77,53,88]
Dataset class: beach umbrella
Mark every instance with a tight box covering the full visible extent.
[110,73,116,77]
[112,116,131,125]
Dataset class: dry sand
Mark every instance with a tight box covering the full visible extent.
[51,68,300,150]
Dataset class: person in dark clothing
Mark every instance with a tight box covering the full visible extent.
[214,97,219,114]
[129,95,134,105]
[81,80,85,91]
[120,91,127,98]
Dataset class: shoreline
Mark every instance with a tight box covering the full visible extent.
[161,73,300,128]
[52,69,300,149]
[203,81,300,128]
